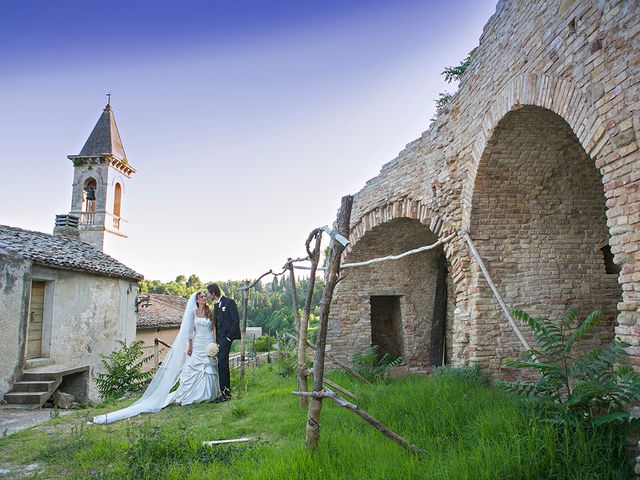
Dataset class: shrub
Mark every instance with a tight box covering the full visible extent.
[352,345,403,382]
[95,340,154,400]
[273,351,297,378]
[498,307,640,425]
[253,335,276,352]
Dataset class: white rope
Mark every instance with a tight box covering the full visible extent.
[341,233,456,269]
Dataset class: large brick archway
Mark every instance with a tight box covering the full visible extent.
[328,214,455,369]
[466,105,621,376]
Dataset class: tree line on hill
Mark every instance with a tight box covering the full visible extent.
[138,274,324,341]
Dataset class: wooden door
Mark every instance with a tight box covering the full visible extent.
[26,281,45,359]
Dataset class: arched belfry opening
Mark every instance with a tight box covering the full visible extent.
[82,178,97,224]
[469,106,622,375]
[113,183,122,229]
[327,217,455,369]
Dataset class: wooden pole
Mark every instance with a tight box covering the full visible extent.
[240,281,249,380]
[460,230,531,351]
[306,195,353,451]
[297,228,323,408]
[267,329,272,364]
[287,259,302,335]
[154,338,159,370]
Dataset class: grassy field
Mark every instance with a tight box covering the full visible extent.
[0,364,633,479]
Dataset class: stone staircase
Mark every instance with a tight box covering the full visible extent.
[2,361,89,410]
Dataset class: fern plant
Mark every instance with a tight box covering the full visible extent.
[352,345,403,383]
[95,340,154,400]
[499,307,640,425]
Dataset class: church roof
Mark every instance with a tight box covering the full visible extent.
[0,225,143,281]
[136,293,187,329]
[78,104,127,162]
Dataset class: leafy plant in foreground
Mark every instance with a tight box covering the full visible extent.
[352,345,403,382]
[95,340,154,400]
[499,307,640,425]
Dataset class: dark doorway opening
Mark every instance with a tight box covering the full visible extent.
[429,252,448,366]
[370,296,402,358]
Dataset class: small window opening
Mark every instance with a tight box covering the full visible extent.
[601,245,621,275]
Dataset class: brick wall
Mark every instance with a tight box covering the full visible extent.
[329,0,639,375]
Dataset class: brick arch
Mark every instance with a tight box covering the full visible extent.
[462,73,608,230]
[349,197,452,250]
[464,102,621,377]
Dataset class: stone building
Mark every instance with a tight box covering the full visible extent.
[0,102,142,405]
[136,293,186,369]
[0,224,142,404]
[328,0,640,378]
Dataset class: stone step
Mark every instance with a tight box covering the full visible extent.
[24,358,54,369]
[3,391,49,405]
[20,372,58,382]
[11,380,57,393]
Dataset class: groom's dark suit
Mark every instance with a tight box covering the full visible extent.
[215,295,241,397]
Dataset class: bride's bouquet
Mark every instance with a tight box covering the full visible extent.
[207,343,219,358]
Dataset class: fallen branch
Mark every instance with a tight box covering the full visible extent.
[322,378,356,400]
[293,388,424,457]
[202,437,256,446]
[341,233,456,269]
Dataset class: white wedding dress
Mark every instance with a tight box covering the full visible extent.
[169,315,220,405]
[93,292,220,424]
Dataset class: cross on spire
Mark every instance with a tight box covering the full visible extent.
[106,93,111,106]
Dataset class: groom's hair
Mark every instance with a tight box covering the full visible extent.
[207,283,222,298]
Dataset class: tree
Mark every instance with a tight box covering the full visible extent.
[186,274,201,288]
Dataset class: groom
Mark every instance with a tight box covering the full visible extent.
[207,283,241,402]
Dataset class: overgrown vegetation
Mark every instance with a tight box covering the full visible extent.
[431,51,473,121]
[352,345,403,382]
[499,307,640,426]
[0,364,633,479]
[94,340,154,400]
[442,54,472,83]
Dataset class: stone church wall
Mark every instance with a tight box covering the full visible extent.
[31,266,138,401]
[0,251,31,398]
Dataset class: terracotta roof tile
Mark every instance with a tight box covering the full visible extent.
[137,293,186,328]
[0,224,143,281]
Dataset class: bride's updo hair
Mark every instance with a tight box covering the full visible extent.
[196,291,212,319]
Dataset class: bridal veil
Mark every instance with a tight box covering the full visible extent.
[93,292,197,424]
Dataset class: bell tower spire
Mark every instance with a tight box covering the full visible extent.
[66,101,136,253]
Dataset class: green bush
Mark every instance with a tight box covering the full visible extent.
[352,345,403,382]
[252,335,276,352]
[499,306,640,425]
[95,340,154,400]
[273,351,297,377]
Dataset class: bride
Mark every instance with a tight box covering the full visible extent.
[93,291,221,424]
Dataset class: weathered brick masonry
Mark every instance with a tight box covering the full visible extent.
[327,0,640,376]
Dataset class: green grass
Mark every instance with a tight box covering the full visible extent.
[0,365,633,479]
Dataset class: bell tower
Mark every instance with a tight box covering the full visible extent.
[66,101,136,253]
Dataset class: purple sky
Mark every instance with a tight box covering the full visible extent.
[0,0,497,281]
